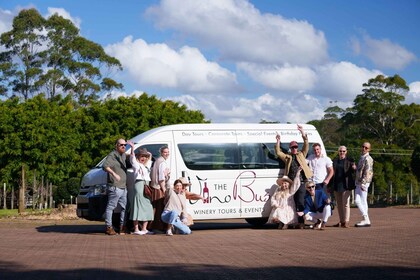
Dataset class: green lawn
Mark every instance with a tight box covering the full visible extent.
[0,208,52,218]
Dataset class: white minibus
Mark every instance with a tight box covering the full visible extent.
[76,123,325,226]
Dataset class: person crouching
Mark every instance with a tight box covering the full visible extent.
[303,181,332,230]
[161,179,192,236]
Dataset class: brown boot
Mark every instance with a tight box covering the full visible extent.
[119,225,127,235]
[105,226,117,235]
[333,222,342,227]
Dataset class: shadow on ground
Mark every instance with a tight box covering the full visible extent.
[35,220,269,234]
[0,261,419,280]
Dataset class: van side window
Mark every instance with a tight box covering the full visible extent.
[178,143,239,170]
[134,144,167,166]
[239,143,266,169]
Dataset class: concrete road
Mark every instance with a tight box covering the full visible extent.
[0,207,419,280]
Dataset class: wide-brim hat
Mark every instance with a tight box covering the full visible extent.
[178,177,191,185]
[276,176,293,186]
[135,148,150,156]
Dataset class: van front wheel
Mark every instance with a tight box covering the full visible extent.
[245,217,268,227]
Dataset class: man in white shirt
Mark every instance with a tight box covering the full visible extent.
[307,143,334,194]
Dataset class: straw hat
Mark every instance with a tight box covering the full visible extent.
[178,177,191,185]
[276,176,293,186]
[135,148,150,157]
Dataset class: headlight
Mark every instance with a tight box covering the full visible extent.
[87,184,107,197]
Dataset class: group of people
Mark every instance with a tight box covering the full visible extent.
[102,124,374,235]
[102,139,202,236]
[268,125,374,230]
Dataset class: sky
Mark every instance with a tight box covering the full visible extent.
[1,0,419,123]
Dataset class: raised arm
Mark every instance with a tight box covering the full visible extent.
[298,125,309,157]
[274,133,288,162]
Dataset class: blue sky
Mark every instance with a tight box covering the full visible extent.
[1,0,419,123]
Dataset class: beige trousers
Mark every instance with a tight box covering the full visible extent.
[334,190,351,223]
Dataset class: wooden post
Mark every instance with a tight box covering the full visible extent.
[49,182,53,208]
[370,182,374,205]
[390,182,393,205]
[18,164,25,213]
[3,183,6,209]
[410,181,414,204]
[11,186,14,209]
[44,179,48,209]
[33,170,36,210]
[40,176,44,209]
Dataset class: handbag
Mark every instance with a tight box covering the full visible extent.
[143,184,153,199]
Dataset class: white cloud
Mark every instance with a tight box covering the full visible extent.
[406,81,420,104]
[315,61,382,102]
[45,7,81,29]
[169,92,324,123]
[146,0,328,66]
[105,36,239,94]
[101,89,145,100]
[352,33,417,70]
[238,63,317,92]
[0,8,14,35]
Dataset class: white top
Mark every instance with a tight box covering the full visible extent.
[158,160,169,181]
[130,154,151,181]
[306,154,333,184]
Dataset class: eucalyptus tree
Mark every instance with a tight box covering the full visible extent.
[0,9,45,100]
[0,8,123,104]
[342,74,412,146]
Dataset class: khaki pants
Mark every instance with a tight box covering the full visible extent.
[334,190,351,223]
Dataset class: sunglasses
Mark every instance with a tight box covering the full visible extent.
[339,150,346,153]
[306,185,315,190]
[290,146,298,149]
[118,143,126,147]
[362,146,369,150]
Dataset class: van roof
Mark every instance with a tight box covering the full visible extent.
[129,123,316,143]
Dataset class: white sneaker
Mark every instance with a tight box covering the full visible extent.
[132,231,142,235]
[138,230,148,235]
[166,230,173,236]
[355,215,371,227]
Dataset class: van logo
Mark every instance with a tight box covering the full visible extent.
[192,171,269,205]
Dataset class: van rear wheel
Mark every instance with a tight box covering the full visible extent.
[245,217,268,227]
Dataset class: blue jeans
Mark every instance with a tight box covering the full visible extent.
[161,210,191,234]
[105,186,127,227]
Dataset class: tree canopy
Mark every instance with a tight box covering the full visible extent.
[312,74,420,205]
[0,8,122,104]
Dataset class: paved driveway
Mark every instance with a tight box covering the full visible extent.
[0,207,419,280]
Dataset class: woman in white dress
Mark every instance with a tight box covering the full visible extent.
[269,168,302,229]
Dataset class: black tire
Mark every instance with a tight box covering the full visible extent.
[245,217,268,227]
